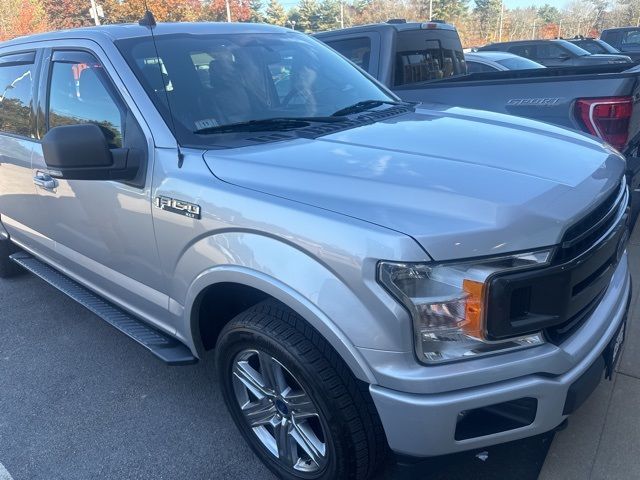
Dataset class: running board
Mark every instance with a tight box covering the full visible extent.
[10,252,197,366]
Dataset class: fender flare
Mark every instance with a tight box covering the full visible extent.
[184,265,379,385]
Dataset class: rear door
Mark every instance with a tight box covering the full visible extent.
[0,50,45,250]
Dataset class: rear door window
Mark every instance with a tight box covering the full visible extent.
[509,45,535,59]
[394,29,465,86]
[325,37,372,72]
[0,52,35,137]
[535,43,566,60]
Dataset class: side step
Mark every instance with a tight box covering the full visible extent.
[10,252,197,366]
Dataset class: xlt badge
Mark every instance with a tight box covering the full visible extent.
[154,196,201,219]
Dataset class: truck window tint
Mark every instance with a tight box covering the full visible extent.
[325,37,372,72]
[48,61,123,148]
[508,45,535,59]
[0,62,33,137]
[394,30,465,86]
[623,31,640,47]
[466,61,497,73]
[535,43,566,60]
[573,41,607,54]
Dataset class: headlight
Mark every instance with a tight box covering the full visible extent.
[378,250,552,364]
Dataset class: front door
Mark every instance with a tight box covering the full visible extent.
[31,48,171,330]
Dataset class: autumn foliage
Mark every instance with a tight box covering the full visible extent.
[0,0,638,47]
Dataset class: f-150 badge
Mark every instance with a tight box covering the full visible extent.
[154,196,201,219]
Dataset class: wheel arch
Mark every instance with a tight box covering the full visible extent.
[186,266,378,385]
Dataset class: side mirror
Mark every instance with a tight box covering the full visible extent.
[558,53,571,61]
[42,123,140,181]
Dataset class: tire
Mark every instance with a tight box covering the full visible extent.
[0,237,21,278]
[215,300,387,480]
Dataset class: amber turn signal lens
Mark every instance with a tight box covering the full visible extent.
[462,279,485,338]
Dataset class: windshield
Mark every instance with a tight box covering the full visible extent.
[622,30,640,50]
[555,40,591,56]
[116,32,394,146]
[496,56,545,70]
[574,40,618,54]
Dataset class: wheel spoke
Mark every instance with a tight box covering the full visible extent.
[233,360,269,399]
[243,398,277,427]
[287,392,317,420]
[291,421,326,468]
[275,418,297,467]
[258,352,288,395]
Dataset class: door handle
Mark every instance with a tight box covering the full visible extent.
[33,172,58,190]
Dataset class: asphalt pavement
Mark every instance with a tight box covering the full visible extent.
[1,256,609,480]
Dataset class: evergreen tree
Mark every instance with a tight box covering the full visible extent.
[474,0,502,40]
[537,4,560,24]
[296,0,322,32]
[265,0,288,25]
[248,0,265,22]
[318,0,341,30]
[429,0,468,22]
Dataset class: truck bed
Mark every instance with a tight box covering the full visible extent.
[394,64,640,134]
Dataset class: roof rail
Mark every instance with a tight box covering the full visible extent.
[386,19,407,24]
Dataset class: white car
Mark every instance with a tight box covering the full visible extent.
[465,51,546,73]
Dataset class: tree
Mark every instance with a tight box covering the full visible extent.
[203,0,251,21]
[265,0,288,25]
[474,0,502,41]
[296,0,322,32]
[103,0,203,24]
[537,3,560,24]
[248,0,266,22]
[42,0,91,30]
[318,0,341,30]
[428,0,468,22]
[0,0,48,40]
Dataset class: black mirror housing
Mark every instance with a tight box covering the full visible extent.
[42,124,140,181]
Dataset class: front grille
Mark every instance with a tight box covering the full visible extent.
[485,179,628,342]
[556,180,627,262]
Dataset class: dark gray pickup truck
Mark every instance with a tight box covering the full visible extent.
[315,22,640,154]
[316,21,640,216]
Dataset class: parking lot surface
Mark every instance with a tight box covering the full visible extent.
[1,229,638,479]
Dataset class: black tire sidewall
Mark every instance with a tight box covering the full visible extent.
[216,325,356,480]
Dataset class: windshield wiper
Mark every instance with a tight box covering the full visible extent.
[331,99,406,117]
[193,116,343,135]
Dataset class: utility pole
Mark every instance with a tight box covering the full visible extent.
[225,0,232,22]
[89,0,101,26]
[340,1,344,29]
[532,19,536,39]
[498,1,504,42]
[558,19,562,38]
[429,0,433,20]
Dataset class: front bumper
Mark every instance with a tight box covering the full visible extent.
[370,261,631,457]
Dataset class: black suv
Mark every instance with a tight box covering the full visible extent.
[479,39,631,67]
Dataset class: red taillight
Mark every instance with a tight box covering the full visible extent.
[575,96,633,151]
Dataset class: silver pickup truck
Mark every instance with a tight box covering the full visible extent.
[0,22,631,480]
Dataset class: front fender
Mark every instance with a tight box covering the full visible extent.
[175,231,411,385]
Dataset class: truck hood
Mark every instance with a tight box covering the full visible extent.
[204,105,625,260]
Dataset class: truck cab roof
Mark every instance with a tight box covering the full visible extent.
[314,20,456,38]
[0,22,290,48]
